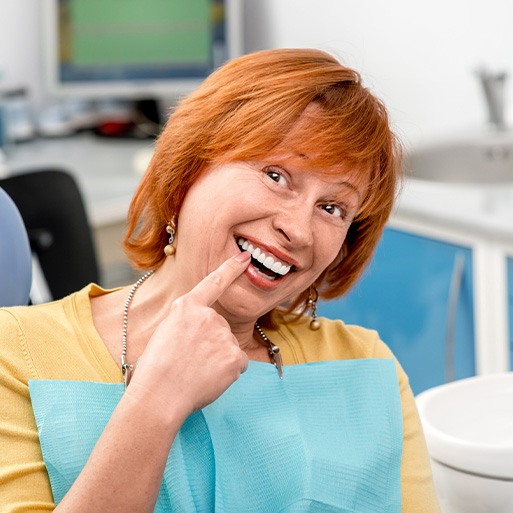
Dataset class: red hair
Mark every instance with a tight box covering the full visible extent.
[124,48,402,323]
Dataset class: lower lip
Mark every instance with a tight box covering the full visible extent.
[243,261,288,291]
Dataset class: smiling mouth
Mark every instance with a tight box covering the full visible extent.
[236,237,296,281]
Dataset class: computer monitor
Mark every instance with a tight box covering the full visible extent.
[41,0,243,102]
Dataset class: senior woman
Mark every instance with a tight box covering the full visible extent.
[0,48,440,512]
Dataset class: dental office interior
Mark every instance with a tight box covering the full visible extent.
[1,1,513,511]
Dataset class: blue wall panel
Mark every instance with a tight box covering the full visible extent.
[318,228,475,395]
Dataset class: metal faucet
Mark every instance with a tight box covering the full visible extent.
[477,68,508,131]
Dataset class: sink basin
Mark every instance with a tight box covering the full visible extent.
[406,134,513,183]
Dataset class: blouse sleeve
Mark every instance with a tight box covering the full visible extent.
[0,309,55,512]
[372,336,441,512]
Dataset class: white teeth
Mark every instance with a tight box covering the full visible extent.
[236,237,293,276]
[263,256,274,269]
[271,261,282,273]
[277,263,291,275]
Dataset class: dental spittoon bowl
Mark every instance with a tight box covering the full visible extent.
[416,373,513,513]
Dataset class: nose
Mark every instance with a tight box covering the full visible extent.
[272,203,314,248]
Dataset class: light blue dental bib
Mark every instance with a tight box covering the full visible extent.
[29,359,403,512]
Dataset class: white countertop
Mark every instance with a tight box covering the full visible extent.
[394,178,513,245]
[1,134,153,227]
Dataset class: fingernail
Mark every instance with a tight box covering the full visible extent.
[234,251,251,263]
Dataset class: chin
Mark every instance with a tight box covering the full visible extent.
[216,290,275,324]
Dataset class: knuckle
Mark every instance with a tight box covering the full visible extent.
[205,271,224,288]
[175,294,200,312]
[172,295,188,309]
[204,308,219,322]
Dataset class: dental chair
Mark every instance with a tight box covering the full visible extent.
[0,187,32,307]
[0,169,100,303]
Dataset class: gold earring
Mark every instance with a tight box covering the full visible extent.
[164,217,176,256]
[307,286,320,330]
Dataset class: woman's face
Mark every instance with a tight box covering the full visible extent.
[173,147,369,324]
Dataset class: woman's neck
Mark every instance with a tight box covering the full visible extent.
[145,261,264,352]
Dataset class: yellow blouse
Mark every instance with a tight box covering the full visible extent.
[0,284,440,512]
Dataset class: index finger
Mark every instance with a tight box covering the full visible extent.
[186,251,251,306]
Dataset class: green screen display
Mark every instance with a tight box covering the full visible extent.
[57,0,228,83]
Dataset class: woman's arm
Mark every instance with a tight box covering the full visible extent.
[0,307,210,513]
[0,309,55,511]
[55,382,186,511]
[56,253,250,512]
[398,373,441,512]
[1,254,250,513]
[372,338,441,512]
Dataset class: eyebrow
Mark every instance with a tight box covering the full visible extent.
[276,149,366,200]
[335,179,362,199]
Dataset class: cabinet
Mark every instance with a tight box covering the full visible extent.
[508,257,513,370]
[318,227,476,395]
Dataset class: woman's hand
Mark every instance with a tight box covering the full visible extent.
[56,254,251,512]
[126,252,251,420]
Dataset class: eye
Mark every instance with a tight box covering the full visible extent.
[321,203,346,219]
[264,166,288,186]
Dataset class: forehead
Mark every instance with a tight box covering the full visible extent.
[268,104,372,189]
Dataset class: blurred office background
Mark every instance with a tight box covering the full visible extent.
[1,0,512,145]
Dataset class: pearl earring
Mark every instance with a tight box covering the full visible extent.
[164,217,176,256]
[307,286,320,330]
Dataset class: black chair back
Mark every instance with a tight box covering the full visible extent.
[0,169,99,301]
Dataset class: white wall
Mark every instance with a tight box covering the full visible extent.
[0,1,43,105]
[244,0,513,149]
[2,0,513,148]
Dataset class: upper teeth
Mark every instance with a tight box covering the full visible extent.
[237,238,292,276]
